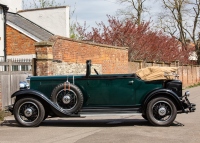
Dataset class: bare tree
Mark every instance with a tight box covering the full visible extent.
[158,0,200,63]
[23,0,66,9]
[116,0,148,25]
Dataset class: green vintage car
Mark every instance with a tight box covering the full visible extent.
[7,60,195,127]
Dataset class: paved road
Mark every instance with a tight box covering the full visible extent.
[0,87,199,143]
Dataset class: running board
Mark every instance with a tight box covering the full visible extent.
[79,112,142,117]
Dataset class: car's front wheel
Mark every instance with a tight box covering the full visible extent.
[146,96,177,126]
[13,97,45,127]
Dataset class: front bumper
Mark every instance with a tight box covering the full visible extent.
[181,91,196,113]
[5,104,14,114]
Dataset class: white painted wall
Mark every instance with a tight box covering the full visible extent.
[19,6,70,38]
[0,6,4,57]
[7,54,36,59]
[0,0,22,12]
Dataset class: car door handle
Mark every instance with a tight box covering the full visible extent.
[128,80,134,84]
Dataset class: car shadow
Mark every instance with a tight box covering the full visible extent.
[1,118,184,128]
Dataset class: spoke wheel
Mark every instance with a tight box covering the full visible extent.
[51,83,83,114]
[55,89,78,111]
[146,97,177,126]
[14,98,45,127]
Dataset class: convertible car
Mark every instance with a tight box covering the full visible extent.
[7,60,195,127]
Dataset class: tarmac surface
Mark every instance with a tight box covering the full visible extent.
[0,86,199,143]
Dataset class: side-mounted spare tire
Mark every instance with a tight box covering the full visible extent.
[51,82,84,114]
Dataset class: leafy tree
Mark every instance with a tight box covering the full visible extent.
[76,16,192,64]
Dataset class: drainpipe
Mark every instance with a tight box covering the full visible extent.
[3,6,9,61]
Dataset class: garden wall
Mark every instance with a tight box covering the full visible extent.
[35,36,128,76]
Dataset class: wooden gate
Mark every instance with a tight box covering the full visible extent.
[0,59,34,109]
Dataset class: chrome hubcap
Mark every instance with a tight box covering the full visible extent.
[62,95,71,104]
[24,108,33,117]
[158,107,166,116]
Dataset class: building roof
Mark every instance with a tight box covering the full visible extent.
[18,6,69,13]
[0,3,9,11]
[0,3,7,8]
[7,12,53,41]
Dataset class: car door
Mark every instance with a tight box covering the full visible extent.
[84,75,136,107]
[108,77,136,106]
[84,75,111,106]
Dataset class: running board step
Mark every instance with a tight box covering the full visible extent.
[79,112,141,117]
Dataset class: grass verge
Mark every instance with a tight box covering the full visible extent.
[0,110,5,121]
[186,82,200,89]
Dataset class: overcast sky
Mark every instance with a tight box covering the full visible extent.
[64,0,123,27]
[64,0,160,28]
[25,0,160,28]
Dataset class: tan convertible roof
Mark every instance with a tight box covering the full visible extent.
[136,66,178,81]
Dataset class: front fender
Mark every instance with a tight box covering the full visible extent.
[142,89,184,113]
[11,89,72,116]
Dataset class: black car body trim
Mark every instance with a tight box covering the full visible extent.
[142,89,185,113]
[11,89,73,117]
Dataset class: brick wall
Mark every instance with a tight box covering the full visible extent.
[49,36,128,74]
[35,36,129,76]
[35,42,54,76]
[6,25,36,56]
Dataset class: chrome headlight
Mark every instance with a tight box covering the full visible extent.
[19,81,29,89]
[185,91,190,97]
[26,78,30,87]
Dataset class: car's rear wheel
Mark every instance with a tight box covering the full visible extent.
[146,96,177,126]
[51,83,83,114]
[13,97,45,127]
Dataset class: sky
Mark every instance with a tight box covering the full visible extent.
[60,0,124,28]
[63,0,160,28]
[24,0,124,28]
[24,0,160,29]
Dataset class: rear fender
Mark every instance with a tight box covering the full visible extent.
[142,89,184,113]
[11,89,72,117]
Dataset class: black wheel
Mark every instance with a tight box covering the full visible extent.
[13,97,45,127]
[51,83,83,114]
[146,97,177,126]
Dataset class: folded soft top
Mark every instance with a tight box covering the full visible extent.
[136,66,178,81]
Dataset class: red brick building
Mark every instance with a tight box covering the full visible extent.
[6,12,53,59]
